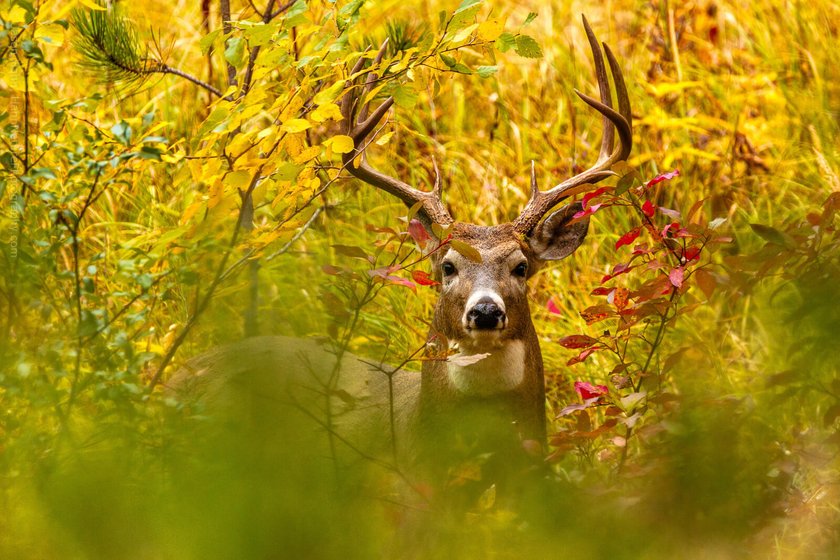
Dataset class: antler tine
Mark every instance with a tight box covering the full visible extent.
[340,41,452,228]
[512,16,633,234]
[583,15,614,160]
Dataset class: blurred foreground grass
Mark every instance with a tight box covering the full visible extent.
[2,0,840,558]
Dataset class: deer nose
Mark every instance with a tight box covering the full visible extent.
[467,298,506,330]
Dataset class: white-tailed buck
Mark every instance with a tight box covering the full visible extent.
[173,16,632,483]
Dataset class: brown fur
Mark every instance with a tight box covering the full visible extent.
[172,205,589,484]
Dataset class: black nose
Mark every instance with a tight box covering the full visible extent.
[467,298,505,330]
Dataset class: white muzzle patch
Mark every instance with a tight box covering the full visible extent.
[462,289,507,331]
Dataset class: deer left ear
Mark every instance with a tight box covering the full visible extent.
[527,202,590,261]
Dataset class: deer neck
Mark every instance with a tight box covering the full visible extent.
[419,320,546,443]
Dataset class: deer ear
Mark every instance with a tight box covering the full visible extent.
[528,202,590,261]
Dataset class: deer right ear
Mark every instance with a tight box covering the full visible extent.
[527,202,590,262]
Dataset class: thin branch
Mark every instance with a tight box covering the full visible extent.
[265,205,323,261]
[159,64,226,99]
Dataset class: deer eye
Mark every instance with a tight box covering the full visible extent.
[442,262,457,277]
[513,262,528,277]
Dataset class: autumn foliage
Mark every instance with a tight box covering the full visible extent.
[2,0,840,558]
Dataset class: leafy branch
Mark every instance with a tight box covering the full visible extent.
[72,5,227,99]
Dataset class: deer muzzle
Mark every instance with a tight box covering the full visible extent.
[464,293,507,331]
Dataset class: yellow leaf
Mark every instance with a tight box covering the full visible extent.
[375,132,394,146]
[292,146,321,164]
[1,63,26,92]
[450,239,483,263]
[279,95,304,122]
[180,200,206,225]
[281,118,312,133]
[224,170,252,189]
[678,146,722,162]
[310,103,343,123]
[643,81,703,98]
[34,23,66,46]
[328,135,355,154]
[257,125,276,140]
[239,101,265,121]
[253,229,282,248]
[313,81,344,105]
[208,179,225,209]
[284,133,303,157]
[453,23,478,43]
[227,134,252,157]
[78,0,107,10]
[3,5,27,22]
[478,19,505,42]
[362,83,388,107]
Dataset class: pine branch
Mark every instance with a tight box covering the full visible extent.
[72,5,227,99]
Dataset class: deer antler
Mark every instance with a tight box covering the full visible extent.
[512,15,633,234]
[340,40,452,228]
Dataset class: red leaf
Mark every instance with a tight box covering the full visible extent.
[384,275,416,292]
[645,169,680,188]
[367,265,400,278]
[574,381,609,400]
[669,267,684,288]
[322,264,343,276]
[582,187,610,209]
[573,203,602,220]
[558,334,599,349]
[580,304,614,325]
[683,246,702,261]
[601,262,634,284]
[660,221,682,238]
[567,348,598,366]
[642,200,656,217]
[590,287,613,296]
[694,269,717,299]
[411,270,439,286]
[612,286,630,310]
[408,219,431,248]
[615,227,641,249]
[546,298,563,315]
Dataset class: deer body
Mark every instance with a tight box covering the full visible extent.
[172,16,632,482]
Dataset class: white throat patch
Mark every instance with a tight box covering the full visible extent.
[447,340,526,396]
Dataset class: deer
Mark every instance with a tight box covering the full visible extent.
[170,16,632,489]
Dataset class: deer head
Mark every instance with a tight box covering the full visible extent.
[341,16,632,370]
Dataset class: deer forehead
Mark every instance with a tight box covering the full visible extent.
[442,244,526,271]
[441,223,533,269]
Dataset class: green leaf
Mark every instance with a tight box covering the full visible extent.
[0,152,15,171]
[450,239,482,263]
[285,0,310,26]
[476,65,498,78]
[224,36,246,69]
[393,84,418,108]
[450,1,481,31]
[514,35,543,58]
[615,170,640,195]
[749,223,795,248]
[439,53,457,68]
[199,29,221,55]
[243,22,276,47]
[495,32,516,53]
[456,0,482,10]
[523,12,538,26]
[332,244,369,260]
[111,121,133,145]
[138,146,163,160]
